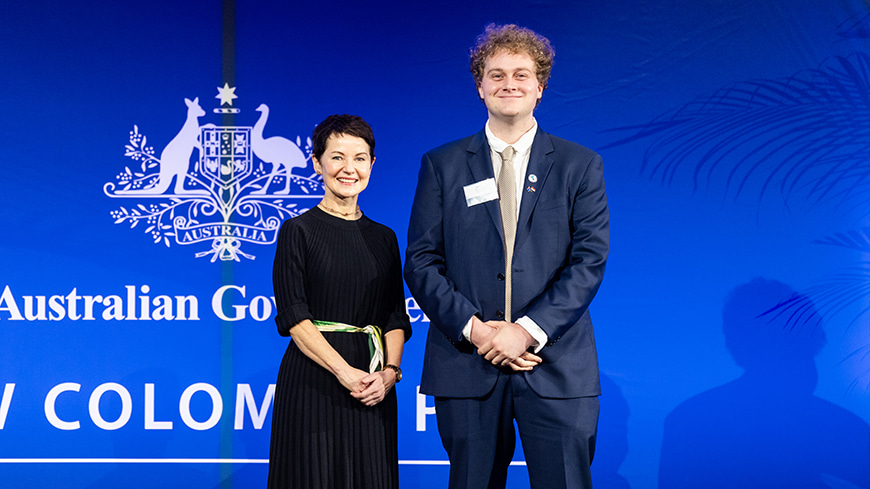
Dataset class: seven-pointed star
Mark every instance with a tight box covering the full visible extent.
[216,83,238,106]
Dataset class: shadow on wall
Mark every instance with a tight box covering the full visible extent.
[593,374,631,489]
[658,278,869,489]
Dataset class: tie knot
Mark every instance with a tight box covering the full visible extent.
[501,146,516,164]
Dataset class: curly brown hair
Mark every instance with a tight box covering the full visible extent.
[469,23,555,90]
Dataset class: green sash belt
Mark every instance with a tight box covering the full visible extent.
[312,320,384,373]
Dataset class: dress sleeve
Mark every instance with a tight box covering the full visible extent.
[272,219,313,337]
[383,229,412,341]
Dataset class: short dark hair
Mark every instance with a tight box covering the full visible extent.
[470,23,555,91]
[311,114,375,161]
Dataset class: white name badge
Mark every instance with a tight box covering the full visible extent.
[463,178,499,207]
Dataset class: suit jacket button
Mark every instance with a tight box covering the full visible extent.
[495,310,504,319]
[497,273,505,281]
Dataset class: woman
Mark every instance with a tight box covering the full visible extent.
[269,114,411,489]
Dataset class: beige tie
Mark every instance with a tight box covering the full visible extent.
[497,146,517,322]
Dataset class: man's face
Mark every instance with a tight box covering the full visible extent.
[477,50,543,124]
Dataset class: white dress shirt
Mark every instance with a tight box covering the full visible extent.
[462,120,549,353]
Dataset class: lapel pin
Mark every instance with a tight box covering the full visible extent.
[528,174,538,183]
[526,186,536,192]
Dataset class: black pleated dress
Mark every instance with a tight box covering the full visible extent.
[269,206,411,489]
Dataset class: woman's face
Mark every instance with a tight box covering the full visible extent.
[313,133,374,204]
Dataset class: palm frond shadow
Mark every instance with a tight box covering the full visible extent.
[837,11,870,39]
[602,47,870,391]
[813,226,870,252]
[760,263,870,392]
[602,53,870,214]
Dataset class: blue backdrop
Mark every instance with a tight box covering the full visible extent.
[1,1,868,488]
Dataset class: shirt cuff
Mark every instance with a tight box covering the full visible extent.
[516,316,547,354]
[461,317,474,342]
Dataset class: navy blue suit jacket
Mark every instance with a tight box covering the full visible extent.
[404,127,609,399]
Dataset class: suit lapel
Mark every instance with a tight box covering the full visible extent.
[465,130,504,235]
[515,128,555,253]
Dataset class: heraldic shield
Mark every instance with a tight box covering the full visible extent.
[200,127,252,189]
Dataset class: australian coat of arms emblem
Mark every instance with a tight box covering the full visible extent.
[103,84,323,261]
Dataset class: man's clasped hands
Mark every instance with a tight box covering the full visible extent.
[469,316,542,371]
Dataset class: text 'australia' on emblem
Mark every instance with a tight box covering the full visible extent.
[103,84,323,262]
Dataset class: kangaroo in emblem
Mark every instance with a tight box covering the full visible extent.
[119,97,207,195]
[251,103,308,195]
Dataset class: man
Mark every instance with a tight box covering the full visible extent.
[404,23,610,489]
